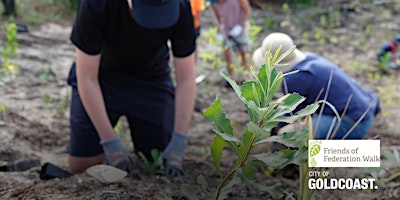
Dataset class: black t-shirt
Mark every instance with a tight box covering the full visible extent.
[70,0,196,80]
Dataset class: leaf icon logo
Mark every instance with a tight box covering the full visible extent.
[309,140,322,167]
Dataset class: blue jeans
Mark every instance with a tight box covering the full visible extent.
[312,114,374,139]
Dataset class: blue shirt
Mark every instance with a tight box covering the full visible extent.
[282,53,380,123]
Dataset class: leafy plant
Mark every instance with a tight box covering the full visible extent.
[364,148,400,187]
[40,68,55,83]
[138,149,165,176]
[183,46,319,200]
[0,105,9,115]
[1,20,19,85]
[55,91,71,118]
[42,93,51,104]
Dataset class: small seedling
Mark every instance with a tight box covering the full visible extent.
[138,149,165,176]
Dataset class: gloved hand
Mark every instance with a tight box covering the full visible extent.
[229,24,243,38]
[100,137,140,178]
[162,132,188,176]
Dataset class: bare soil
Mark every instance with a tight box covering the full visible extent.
[1,1,400,199]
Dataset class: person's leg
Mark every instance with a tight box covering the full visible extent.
[68,155,105,173]
[312,115,338,139]
[224,48,234,79]
[2,0,15,17]
[239,50,248,70]
[312,114,374,139]
[336,115,374,139]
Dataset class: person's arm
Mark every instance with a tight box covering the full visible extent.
[238,0,252,27]
[173,52,196,135]
[75,48,116,140]
[162,52,196,176]
[75,48,138,175]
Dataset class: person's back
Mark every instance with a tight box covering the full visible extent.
[253,32,380,139]
[284,53,380,138]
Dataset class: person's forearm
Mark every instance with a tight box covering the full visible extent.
[75,48,115,141]
[77,79,116,140]
[172,52,196,136]
[173,79,196,135]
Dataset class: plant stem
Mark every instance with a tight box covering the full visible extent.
[215,135,257,200]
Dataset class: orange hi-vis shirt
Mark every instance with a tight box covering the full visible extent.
[190,0,204,29]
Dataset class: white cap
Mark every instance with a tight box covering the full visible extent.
[252,32,306,72]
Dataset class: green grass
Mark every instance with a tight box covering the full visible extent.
[0,0,77,26]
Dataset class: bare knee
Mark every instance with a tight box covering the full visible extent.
[68,154,105,173]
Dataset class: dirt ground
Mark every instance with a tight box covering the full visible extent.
[1,1,400,199]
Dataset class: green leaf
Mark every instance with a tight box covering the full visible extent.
[245,100,264,123]
[204,97,234,136]
[277,104,319,124]
[267,70,283,103]
[180,184,199,200]
[211,135,227,175]
[286,146,308,166]
[253,146,308,169]
[260,93,305,124]
[253,151,288,169]
[197,175,215,199]
[241,81,263,107]
[219,174,241,200]
[236,167,284,200]
[241,165,257,179]
[247,121,269,138]
[221,70,242,100]
[256,129,308,148]
[238,130,255,162]
[204,98,239,155]
[216,132,240,143]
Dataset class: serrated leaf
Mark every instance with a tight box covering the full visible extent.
[197,175,214,198]
[204,98,239,155]
[241,81,263,107]
[180,184,199,200]
[253,152,288,169]
[256,129,308,148]
[204,97,233,136]
[238,130,255,162]
[215,132,240,142]
[261,93,305,123]
[253,146,308,169]
[269,104,319,124]
[221,70,242,99]
[247,121,269,139]
[211,134,227,175]
[236,168,284,200]
[241,165,257,179]
[219,174,241,200]
[267,70,283,103]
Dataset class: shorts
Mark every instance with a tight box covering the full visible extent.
[223,33,250,51]
[67,64,175,158]
[312,114,374,139]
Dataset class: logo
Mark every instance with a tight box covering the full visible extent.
[308,140,380,167]
[309,140,322,167]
